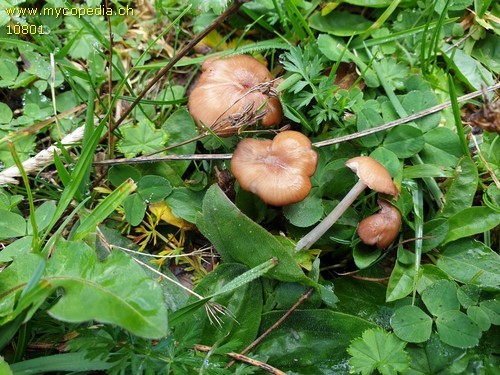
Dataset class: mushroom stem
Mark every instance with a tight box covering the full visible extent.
[295,180,368,252]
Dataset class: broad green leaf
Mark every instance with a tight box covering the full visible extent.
[420,127,462,167]
[254,310,377,373]
[383,125,425,158]
[480,300,500,325]
[442,44,495,90]
[27,201,57,235]
[0,210,26,239]
[386,261,414,302]
[0,356,12,375]
[416,264,452,294]
[108,165,142,187]
[436,310,481,348]
[353,245,381,269]
[436,238,500,289]
[357,108,386,147]
[334,278,395,328]
[369,147,400,178]
[440,157,478,218]
[283,195,323,227]
[137,175,172,204]
[161,109,198,176]
[116,119,168,158]
[197,185,314,285]
[166,187,204,223]
[391,305,433,343]
[123,193,147,226]
[348,328,410,375]
[401,90,441,132]
[309,11,372,36]
[467,306,491,331]
[421,218,449,252]
[457,284,480,308]
[421,280,459,316]
[0,102,13,124]
[406,334,467,374]
[443,206,500,244]
[472,33,500,74]
[0,239,167,338]
[0,236,32,263]
[178,263,262,350]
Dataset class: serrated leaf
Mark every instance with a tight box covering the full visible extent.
[391,305,433,343]
[348,328,410,375]
[117,119,168,158]
[435,310,481,348]
[0,238,167,339]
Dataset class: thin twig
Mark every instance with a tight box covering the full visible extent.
[225,288,314,369]
[109,0,251,135]
[194,344,287,375]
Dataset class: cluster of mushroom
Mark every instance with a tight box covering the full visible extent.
[188,54,402,251]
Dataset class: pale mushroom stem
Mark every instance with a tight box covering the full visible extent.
[295,180,368,252]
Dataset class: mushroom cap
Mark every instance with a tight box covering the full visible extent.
[188,55,282,136]
[357,200,402,249]
[345,156,399,197]
[230,130,318,206]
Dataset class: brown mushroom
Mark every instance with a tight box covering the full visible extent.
[295,156,399,251]
[188,54,282,136]
[230,130,317,206]
[357,200,402,249]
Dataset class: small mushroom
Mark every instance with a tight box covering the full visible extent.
[357,200,402,249]
[230,130,318,206]
[188,54,282,136]
[295,156,399,251]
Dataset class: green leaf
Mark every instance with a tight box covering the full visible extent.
[8,352,112,374]
[357,108,386,147]
[402,164,454,179]
[116,119,168,158]
[197,185,314,285]
[0,356,12,375]
[0,102,13,124]
[443,206,500,244]
[283,195,323,227]
[480,300,500,325]
[416,264,452,294]
[440,157,478,218]
[178,263,263,350]
[334,278,395,328]
[161,109,198,176]
[123,193,147,226]
[137,175,172,204]
[383,125,425,158]
[436,310,482,348]
[391,305,433,343]
[386,261,414,302]
[457,284,480,308]
[348,328,410,375]
[166,187,204,223]
[27,201,57,235]
[0,210,26,239]
[436,238,500,289]
[353,245,381,270]
[309,11,372,36]
[420,127,462,167]
[254,310,377,373]
[369,147,400,177]
[421,218,449,252]
[72,179,136,240]
[467,306,491,331]
[108,165,142,187]
[401,90,441,132]
[0,239,167,338]
[421,280,460,316]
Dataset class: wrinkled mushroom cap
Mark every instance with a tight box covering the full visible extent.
[345,156,399,197]
[188,55,282,136]
[357,200,402,249]
[230,131,317,206]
